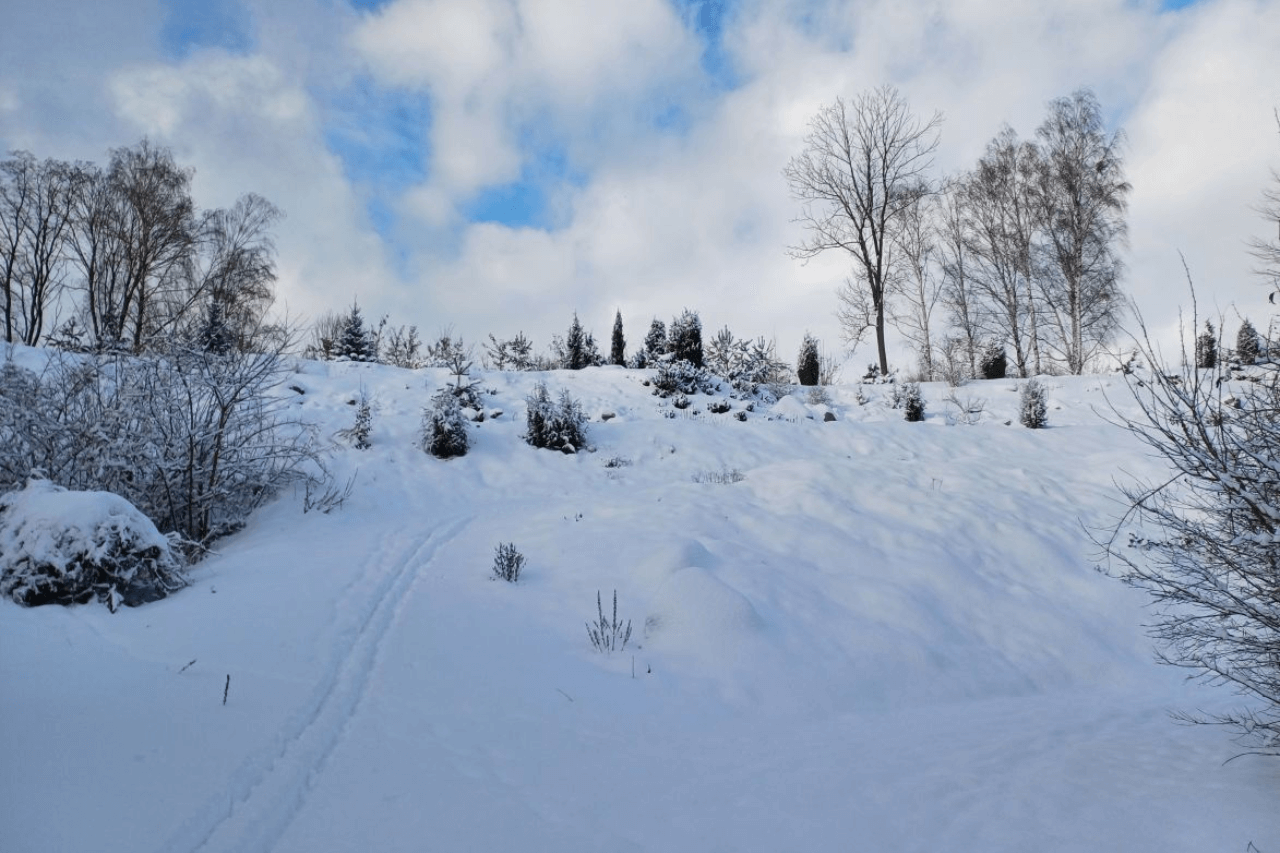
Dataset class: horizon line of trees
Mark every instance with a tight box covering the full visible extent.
[787,86,1134,380]
[2,139,282,357]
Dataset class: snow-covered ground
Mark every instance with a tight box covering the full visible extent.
[2,356,1277,852]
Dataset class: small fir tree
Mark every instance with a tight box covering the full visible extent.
[900,381,925,422]
[610,310,626,366]
[198,300,233,355]
[668,309,704,367]
[644,319,668,361]
[1019,379,1048,429]
[351,390,373,449]
[336,301,375,362]
[797,333,820,386]
[422,390,469,458]
[1195,320,1217,370]
[566,313,588,370]
[979,341,1007,379]
[1237,318,1260,365]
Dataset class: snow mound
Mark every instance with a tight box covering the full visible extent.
[644,566,764,656]
[0,479,184,610]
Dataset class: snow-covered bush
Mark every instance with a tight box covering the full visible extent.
[895,381,925,422]
[422,390,470,459]
[652,359,717,398]
[492,542,524,583]
[0,479,186,610]
[524,382,588,453]
[1020,379,1048,429]
[1104,310,1280,755]
[0,343,318,550]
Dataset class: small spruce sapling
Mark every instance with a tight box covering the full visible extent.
[1019,379,1048,429]
[797,334,820,386]
[979,341,1007,380]
[1237,318,1260,365]
[899,381,925,422]
[1195,320,1217,369]
[351,389,373,449]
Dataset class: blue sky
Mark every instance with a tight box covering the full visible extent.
[1,0,1275,364]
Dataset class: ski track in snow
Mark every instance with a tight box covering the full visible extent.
[156,516,470,853]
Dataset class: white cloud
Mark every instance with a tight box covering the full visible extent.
[1,0,1277,368]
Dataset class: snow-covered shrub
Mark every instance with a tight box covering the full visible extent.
[979,341,1007,380]
[1019,379,1048,429]
[0,479,186,610]
[895,381,925,422]
[492,542,524,583]
[524,382,588,453]
[422,390,470,459]
[652,359,717,398]
[1105,316,1280,755]
[586,589,632,653]
[708,399,732,414]
[0,344,318,550]
[806,385,831,406]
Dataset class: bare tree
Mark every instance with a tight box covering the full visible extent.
[1102,300,1280,756]
[184,193,281,352]
[936,177,981,378]
[962,127,1044,377]
[1249,109,1280,301]
[890,187,944,379]
[104,140,197,351]
[785,85,942,373]
[1034,89,1130,374]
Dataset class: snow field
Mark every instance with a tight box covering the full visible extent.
[1,357,1277,851]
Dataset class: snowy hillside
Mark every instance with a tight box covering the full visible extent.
[2,356,1277,852]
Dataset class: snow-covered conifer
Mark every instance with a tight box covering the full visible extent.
[1195,320,1217,370]
[668,309,703,367]
[610,311,626,366]
[1236,318,1260,365]
[422,389,469,459]
[336,301,375,362]
[797,334,820,386]
[1019,379,1048,429]
[979,341,1007,379]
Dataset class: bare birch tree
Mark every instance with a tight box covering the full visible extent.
[785,85,942,373]
[1034,89,1130,373]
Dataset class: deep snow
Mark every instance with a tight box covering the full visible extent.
[1,354,1277,852]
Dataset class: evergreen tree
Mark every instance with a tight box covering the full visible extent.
[797,333,820,386]
[566,313,588,370]
[336,301,375,362]
[422,390,469,458]
[1237,318,1260,365]
[979,341,1007,379]
[1195,321,1217,370]
[668,309,703,367]
[610,310,626,366]
[198,300,233,356]
[644,319,668,361]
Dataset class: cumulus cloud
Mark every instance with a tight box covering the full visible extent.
[0,0,1276,366]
